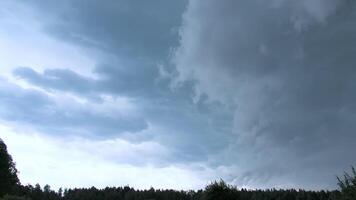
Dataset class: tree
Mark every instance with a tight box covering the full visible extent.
[0,138,20,197]
[202,180,237,200]
[0,195,29,200]
[337,166,356,200]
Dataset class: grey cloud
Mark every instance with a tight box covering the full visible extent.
[173,0,356,189]
[13,67,95,95]
[13,64,172,100]
[7,0,355,188]
[0,77,52,121]
[13,65,234,164]
[8,0,237,164]
[18,0,186,61]
[0,77,147,137]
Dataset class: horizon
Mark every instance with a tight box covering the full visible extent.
[1,0,356,191]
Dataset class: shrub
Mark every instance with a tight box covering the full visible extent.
[337,166,356,200]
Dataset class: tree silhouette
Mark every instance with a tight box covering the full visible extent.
[0,138,20,197]
[0,195,29,200]
[202,180,237,200]
[337,166,356,200]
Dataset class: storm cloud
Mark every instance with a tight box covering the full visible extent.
[0,77,147,137]
[0,0,356,190]
[173,0,356,189]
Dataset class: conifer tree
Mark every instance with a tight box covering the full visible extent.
[0,138,20,197]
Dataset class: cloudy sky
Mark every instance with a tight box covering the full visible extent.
[1,0,356,190]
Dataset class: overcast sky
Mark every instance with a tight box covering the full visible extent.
[1,0,356,191]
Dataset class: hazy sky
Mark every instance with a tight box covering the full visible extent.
[1,0,356,190]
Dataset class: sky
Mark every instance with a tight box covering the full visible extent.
[0,0,356,191]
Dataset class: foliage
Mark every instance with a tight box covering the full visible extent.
[337,166,356,200]
[0,195,30,200]
[13,184,341,200]
[202,180,236,200]
[0,138,20,197]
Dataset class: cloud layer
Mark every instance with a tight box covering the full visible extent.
[173,0,356,189]
[1,0,356,190]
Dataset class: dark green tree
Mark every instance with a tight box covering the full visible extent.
[0,138,20,197]
[202,180,237,200]
[337,166,356,200]
[0,195,30,200]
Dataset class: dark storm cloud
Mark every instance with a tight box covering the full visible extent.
[5,0,356,189]
[4,0,236,166]
[12,65,234,163]
[20,0,186,60]
[173,0,356,189]
[0,77,147,136]
[0,77,52,120]
[13,63,174,101]
[9,0,188,101]
[13,67,95,95]
[9,0,188,99]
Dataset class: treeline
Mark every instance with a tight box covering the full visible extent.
[6,181,342,200]
[1,138,355,200]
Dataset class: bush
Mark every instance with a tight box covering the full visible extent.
[337,166,356,200]
[202,180,237,200]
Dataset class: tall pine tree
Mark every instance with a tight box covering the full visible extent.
[0,138,20,197]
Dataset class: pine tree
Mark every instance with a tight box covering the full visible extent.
[0,138,20,197]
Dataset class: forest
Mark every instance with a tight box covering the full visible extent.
[1,138,355,200]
